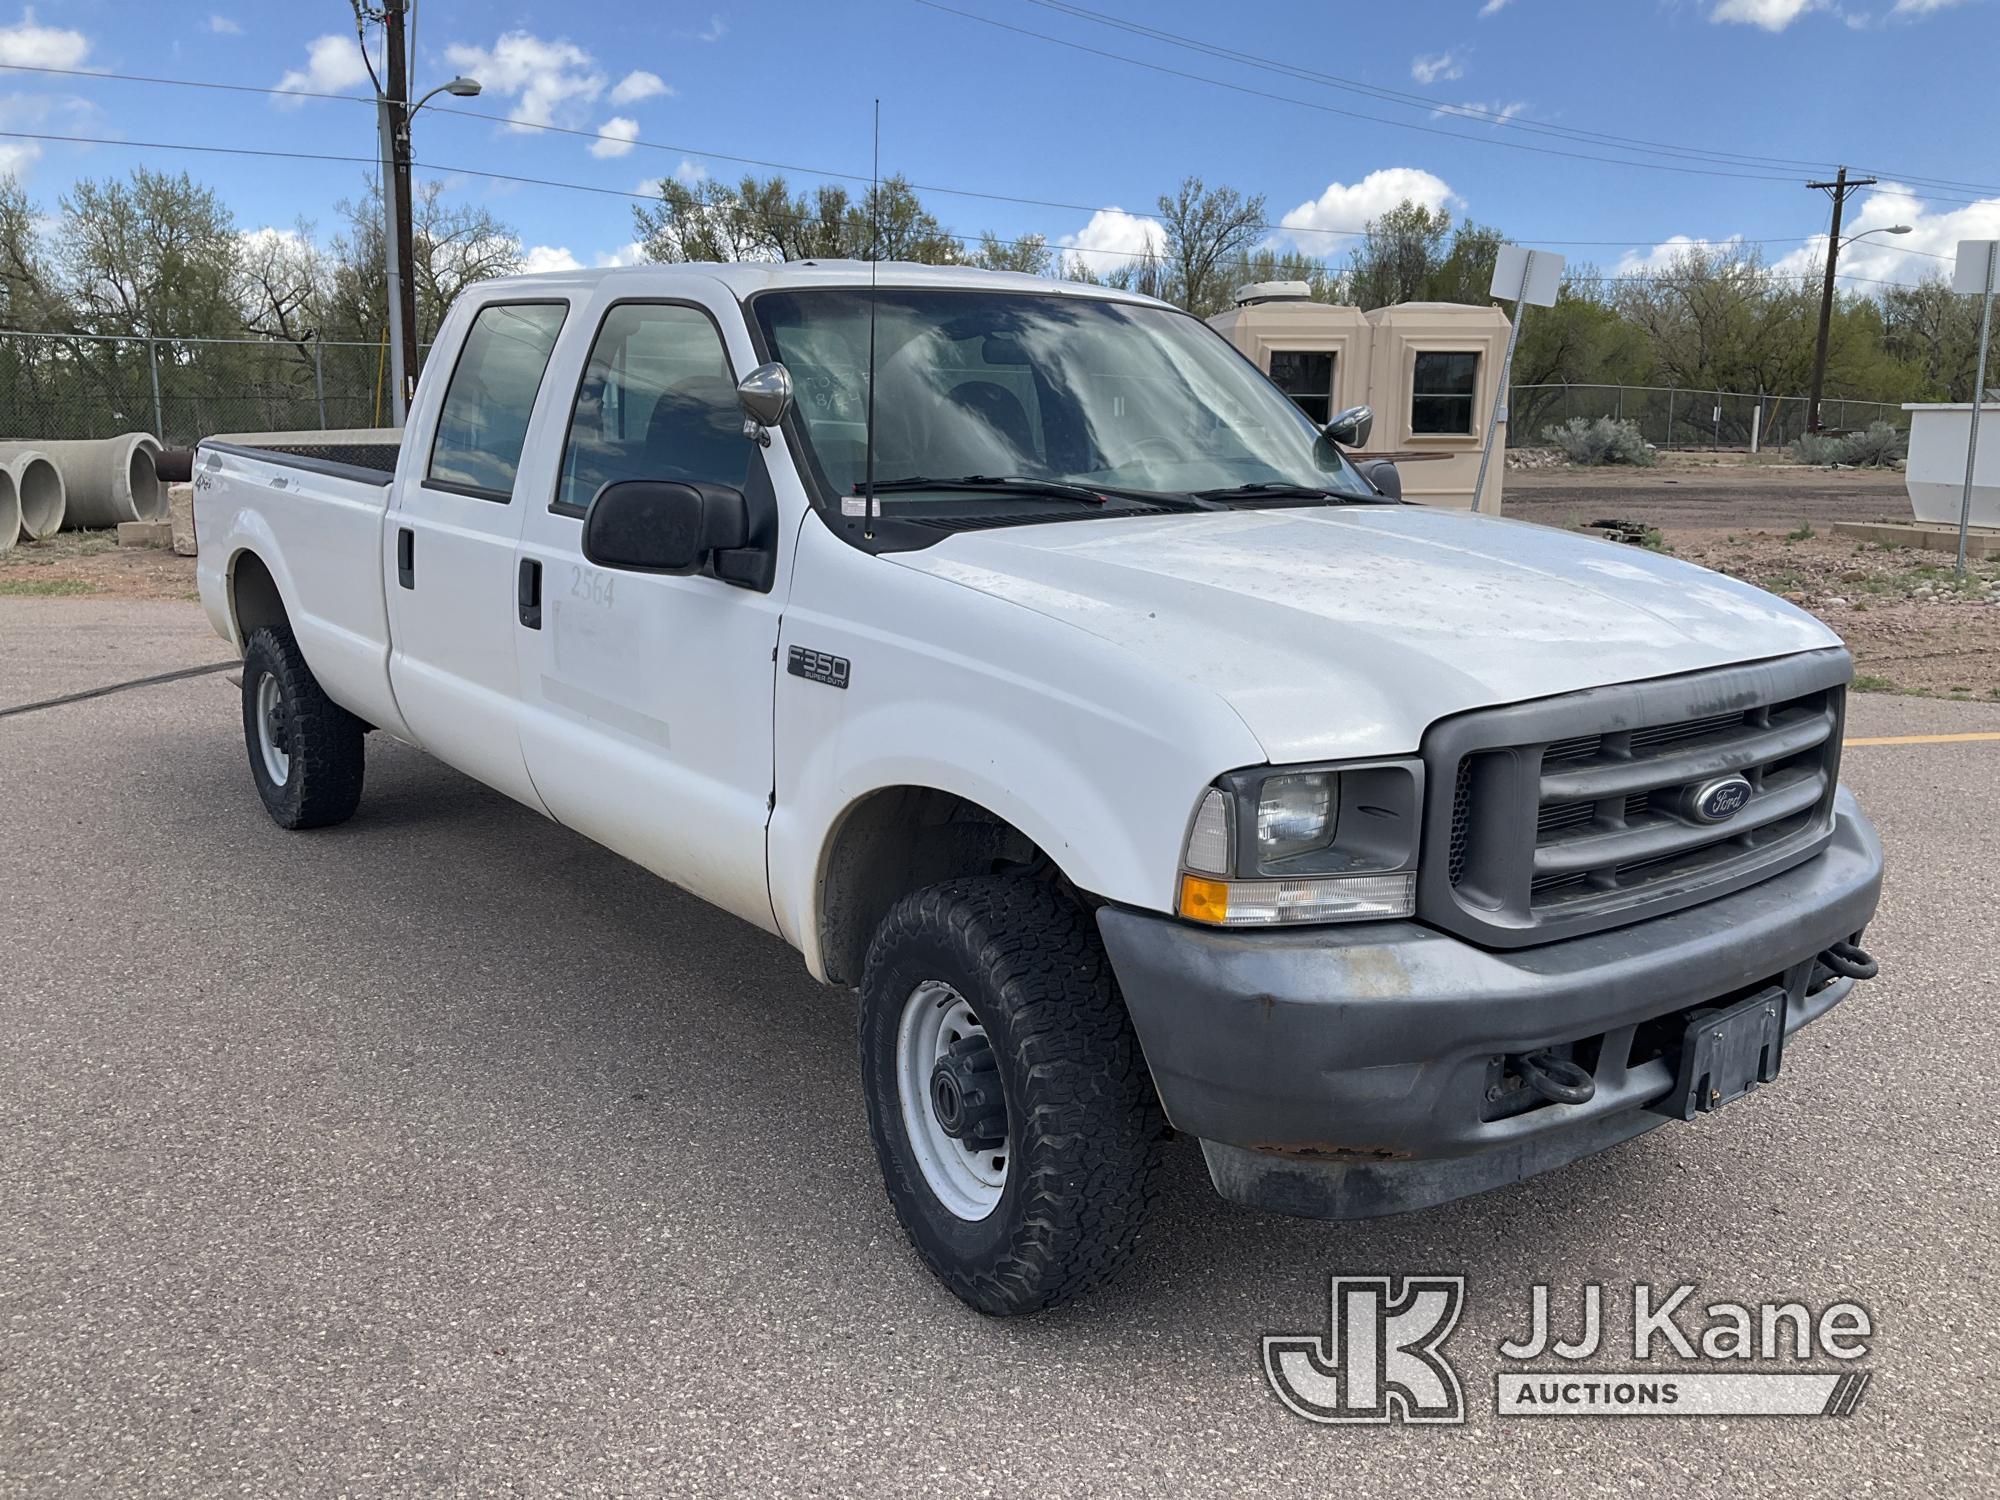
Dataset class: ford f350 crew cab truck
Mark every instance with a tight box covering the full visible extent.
[196,262,1883,1315]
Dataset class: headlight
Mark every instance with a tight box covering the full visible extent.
[1176,758,1422,926]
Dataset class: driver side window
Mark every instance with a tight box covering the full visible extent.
[554,302,748,515]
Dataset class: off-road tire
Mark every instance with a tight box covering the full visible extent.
[241,625,365,830]
[859,877,1165,1315]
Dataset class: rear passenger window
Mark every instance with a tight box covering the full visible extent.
[427,301,568,499]
[555,303,748,515]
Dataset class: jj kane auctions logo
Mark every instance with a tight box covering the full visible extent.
[1265,1278,1873,1423]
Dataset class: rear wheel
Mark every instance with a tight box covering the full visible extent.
[859,877,1165,1315]
[240,626,364,830]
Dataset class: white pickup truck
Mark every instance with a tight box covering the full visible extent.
[196,261,1883,1314]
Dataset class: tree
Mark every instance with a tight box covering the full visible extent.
[969,231,1051,276]
[1346,201,1452,310]
[55,168,241,339]
[1154,176,1265,316]
[634,172,962,266]
[849,176,960,263]
[1883,274,1994,401]
[0,175,67,331]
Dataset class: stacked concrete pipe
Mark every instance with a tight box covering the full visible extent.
[0,464,17,554]
[0,434,165,530]
[1,452,67,541]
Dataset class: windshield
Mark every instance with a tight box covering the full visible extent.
[750,288,1377,504]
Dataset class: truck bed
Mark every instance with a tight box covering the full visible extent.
[194,432,411,741]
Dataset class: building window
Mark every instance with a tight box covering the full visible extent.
[427,302,568,499]
[1410,351,1479,436]
[1268,350,1336,425]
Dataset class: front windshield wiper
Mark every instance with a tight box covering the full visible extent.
[1191,482,1368,503]
[858,474,1109,505]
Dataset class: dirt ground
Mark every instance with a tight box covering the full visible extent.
[0,530,197,601]
[1508,455,2000,700]
[6,456,1993,697]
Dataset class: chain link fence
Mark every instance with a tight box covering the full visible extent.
[0,330,427,447]
[1508,383,1907,452]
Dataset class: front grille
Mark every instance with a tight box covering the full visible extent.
[1426,650,1850,948]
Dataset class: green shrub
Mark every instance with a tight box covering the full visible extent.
[1794,421,1906,467]
[1540,416,1656,466]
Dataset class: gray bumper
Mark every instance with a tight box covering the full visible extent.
[1096,790,1883,1220]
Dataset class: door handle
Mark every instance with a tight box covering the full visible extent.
[517,557,542,629]
[396,527,415,589]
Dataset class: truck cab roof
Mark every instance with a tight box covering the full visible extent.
[468,258,1169,308]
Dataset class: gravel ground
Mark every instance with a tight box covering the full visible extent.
[2,599,1998,1497]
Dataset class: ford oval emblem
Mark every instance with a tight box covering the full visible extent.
[1690,774,1753,824]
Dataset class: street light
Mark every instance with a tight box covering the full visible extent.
[414,75,482,113]
[1808,222,1914,434]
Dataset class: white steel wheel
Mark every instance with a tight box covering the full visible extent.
[895,979,1010,1221]
[255,671,291,787]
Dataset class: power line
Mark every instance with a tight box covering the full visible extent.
[911,0,2000,209]
[1012,0,2000,200]
[0,55,1981,252]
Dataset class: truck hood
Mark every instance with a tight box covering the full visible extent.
[892,505,1842,763]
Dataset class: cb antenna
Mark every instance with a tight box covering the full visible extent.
[863,98,880,541]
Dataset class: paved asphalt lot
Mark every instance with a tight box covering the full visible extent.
[3,597,1998,1497]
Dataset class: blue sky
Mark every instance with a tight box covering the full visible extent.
[2,0,1996,291]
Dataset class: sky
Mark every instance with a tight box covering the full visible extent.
[1,0,1997,295]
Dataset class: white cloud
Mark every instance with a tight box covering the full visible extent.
[1058,207,1167,270]
[1478,0,1513,13]
[596,242,647,268]
[1274,168,1456,250]
[1769,182,2000,287]
[0,9,90,69]
[1891,0,1970,10]
[673,157,708,185]
[206,14,241,35]
[0,140,40,180]
[1613,234,1748,276]
[589,116,640,158]
[1708,0,1825,30]
[273,34,373,105]
[444,30,605,131]
[1432,98,1528,125]
[608,69,671,105]
[696,15,727,41]
[523,244,584,274]
[1410,52,1463,84]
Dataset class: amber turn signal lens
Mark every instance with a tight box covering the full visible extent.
[1178,873,1230,924]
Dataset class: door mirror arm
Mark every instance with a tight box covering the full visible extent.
[737,362,794,448]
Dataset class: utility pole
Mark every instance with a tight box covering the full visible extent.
[383,0,418,424]
[1806,166,1876,434]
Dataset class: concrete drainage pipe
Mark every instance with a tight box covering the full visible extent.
[0,466,17,555]
[2,452,66,540]
[0,434,165,530]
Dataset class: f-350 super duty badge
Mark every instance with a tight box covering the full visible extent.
[788,645,850,689]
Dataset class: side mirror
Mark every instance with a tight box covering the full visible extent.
[582,480,749,575]
[1324,404,1374,448]
[1355,458,1402,501]
[737,362,794,446]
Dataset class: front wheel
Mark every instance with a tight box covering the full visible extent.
[859,878,1165,1315]
[240,626,365,830]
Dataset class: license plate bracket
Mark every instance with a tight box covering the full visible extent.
[1661,987,1787,1121]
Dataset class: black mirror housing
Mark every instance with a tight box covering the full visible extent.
[582,480,750,575]
[1355,458,1403,501]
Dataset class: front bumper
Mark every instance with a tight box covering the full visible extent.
[1096,789,1883,1220]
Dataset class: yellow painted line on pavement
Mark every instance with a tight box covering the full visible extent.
[1843,732,2000,746]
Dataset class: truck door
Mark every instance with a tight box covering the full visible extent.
[385,298,570,813]
[510,293,785,933]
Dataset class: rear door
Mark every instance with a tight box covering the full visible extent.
[386,296,570,811]
[511,287,785,931]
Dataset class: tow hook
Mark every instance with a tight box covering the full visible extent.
[1818,939,1878,981]
[1515,1050,1596,1106]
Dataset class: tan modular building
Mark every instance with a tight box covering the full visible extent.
[1208,285,1512,512]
